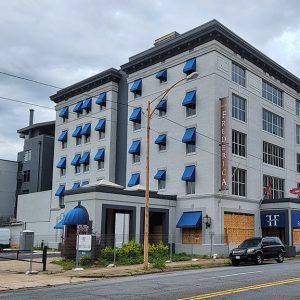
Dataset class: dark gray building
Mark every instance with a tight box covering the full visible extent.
[17,110,55,195]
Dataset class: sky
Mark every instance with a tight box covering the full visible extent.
[0,0,300,161]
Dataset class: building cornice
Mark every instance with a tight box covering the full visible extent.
[121,19,300,93]
[50,68,122,103]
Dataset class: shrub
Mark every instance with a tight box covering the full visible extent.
[101,246,115,261]
[51,259,75,270]
[151,257,166,270]
[118,240,143,258]
[149,241,169,259]
[80,255,92,266]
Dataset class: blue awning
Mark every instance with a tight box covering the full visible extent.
[176,212,202,228]
[156,99,167,111]
[182,90,196,107]
[82,181,89,186]
[183,58,196,75]
[130,79,142,94]
[155,134,166,145]
[71,154,81,166]
[94,148,105,161]
[182,165,196,182]
[128,173,140,187]
[182,127,196,143]
[64,204,89,226]
[80,152,90,165]
[72,182,81,190]
[292,211,300,228]
[54,217,65,229]
[95,119,106,132]
[129,107,141,122]
[58,130,68,142]
[156,69,167,80]
[55,185,65,197]
[261,212,286,228]
[128,140,140,154]
[73,101,83,112]
[82,98,92,110]
[81,123,91,136]
[96,92,106,106]
[56,157,66,169]
[154,170,166,180]
[72,126,82,137]
[59,107,68,118]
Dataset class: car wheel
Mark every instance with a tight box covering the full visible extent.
[232,260,240,266]
[276,252,284,263]
[255,253,263,265]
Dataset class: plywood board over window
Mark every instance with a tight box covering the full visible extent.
[293,229,300,244]
[182,228,202,244]
[224,212,254,244]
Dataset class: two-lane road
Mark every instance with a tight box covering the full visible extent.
[1,260,300,299]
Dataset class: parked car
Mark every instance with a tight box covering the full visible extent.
[0,228,11,251]
[229,237,285,266]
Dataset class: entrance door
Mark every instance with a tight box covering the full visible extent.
[115,213,130,248]
[262,227,285,245]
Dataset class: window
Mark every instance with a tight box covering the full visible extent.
[62,141,67,149]
[130,79,142,96]
[22,190,29,194]
[262,80,283,107]
[23,170,30,182]
[157,99,167,117]
[297,100,300,117]
[159,143,166,151]
[133,154,140,163]
[159,109,166,117]
[96,92,106,110]
[83,164,89,172]
[84,135,90,143]
[76,136,82,145]
[182,127,196,154]
[133,122,141,131]
[17,179,22,190]
[60,168,66,176]
[182,90,196,117]
[232,94,246,122]
[182,228,202,245]
[262,109,284,137]
[99,131,105,140]
[156,69,167,83]
[24,150,32,162]
[263,175,284,199]
[232,130,246,157]
[263,142,284,168]
[297,154,300,173]
[59,196,64,208]
[232,168,246,196]
[158,179,166,190]
[77,111,83,118]
[232,62,246,86]
[186,142,196,154]
[186,106,196,117]
[297,125,300,144]
[298,183,300,199]
[75,165,81,174]
[98,160,104,170]
[186,181,195,195]
[18,162,23,172]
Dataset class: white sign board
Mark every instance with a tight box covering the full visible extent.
[77,235,92,251]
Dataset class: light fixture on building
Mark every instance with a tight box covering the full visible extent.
[203,214,211,228]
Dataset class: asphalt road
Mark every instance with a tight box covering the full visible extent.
[2,260,300,299]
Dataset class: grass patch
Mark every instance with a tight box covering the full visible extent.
[51,259,76,270]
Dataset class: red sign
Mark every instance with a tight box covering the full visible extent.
[220,97,229,190]
[290,188,300,195]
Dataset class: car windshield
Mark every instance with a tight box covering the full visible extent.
[238,239,261,248]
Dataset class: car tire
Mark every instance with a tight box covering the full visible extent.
[276,252,284,263]
[255,253,263,265]
[232,260,240,266]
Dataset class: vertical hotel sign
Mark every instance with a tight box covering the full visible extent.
[220,97,229,190]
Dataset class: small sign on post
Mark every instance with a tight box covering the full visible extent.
[77,235,92,251]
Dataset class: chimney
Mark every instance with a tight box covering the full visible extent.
[29,109,34,126]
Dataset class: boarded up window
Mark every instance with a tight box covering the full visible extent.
[293,229,300,244]
[182,228,202,244]
[224,212,254,244]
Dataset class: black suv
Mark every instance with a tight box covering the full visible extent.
[229,237,285,266]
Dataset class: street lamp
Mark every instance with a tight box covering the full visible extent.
[143,71,199,270]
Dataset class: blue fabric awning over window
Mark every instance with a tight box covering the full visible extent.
[95,119,106,132]
[182,90,196,107]
[82,181,89,186]
[176,212,202,228]
[56,157,66,169]
[64,204,89,226]
[72,182,81,190]
[183,58,196,75]
[182,127,196,143]
[82,98,92,110]
[130,79,142,94]
[154,170,166,180]
[94,148,105,161]
[58,130,68,142]
[182,165,196,182]
[55,185,65,197]
[128,140,140,154]
[129,107,141,122]
[59,107,68,118]
[54,217,65,229]
[128,173,140,187]
[96,92,106,106]
[155,134,166,145]
[73,101,83,112]
[80,152,90,165]
[71,154,81,166]
[81,123,91,136]
[72,126,82,137]
[292,211,300,228]
[156,69,167,80]
[156,99,167,111]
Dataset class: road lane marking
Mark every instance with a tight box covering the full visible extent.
[178,277,300,300]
